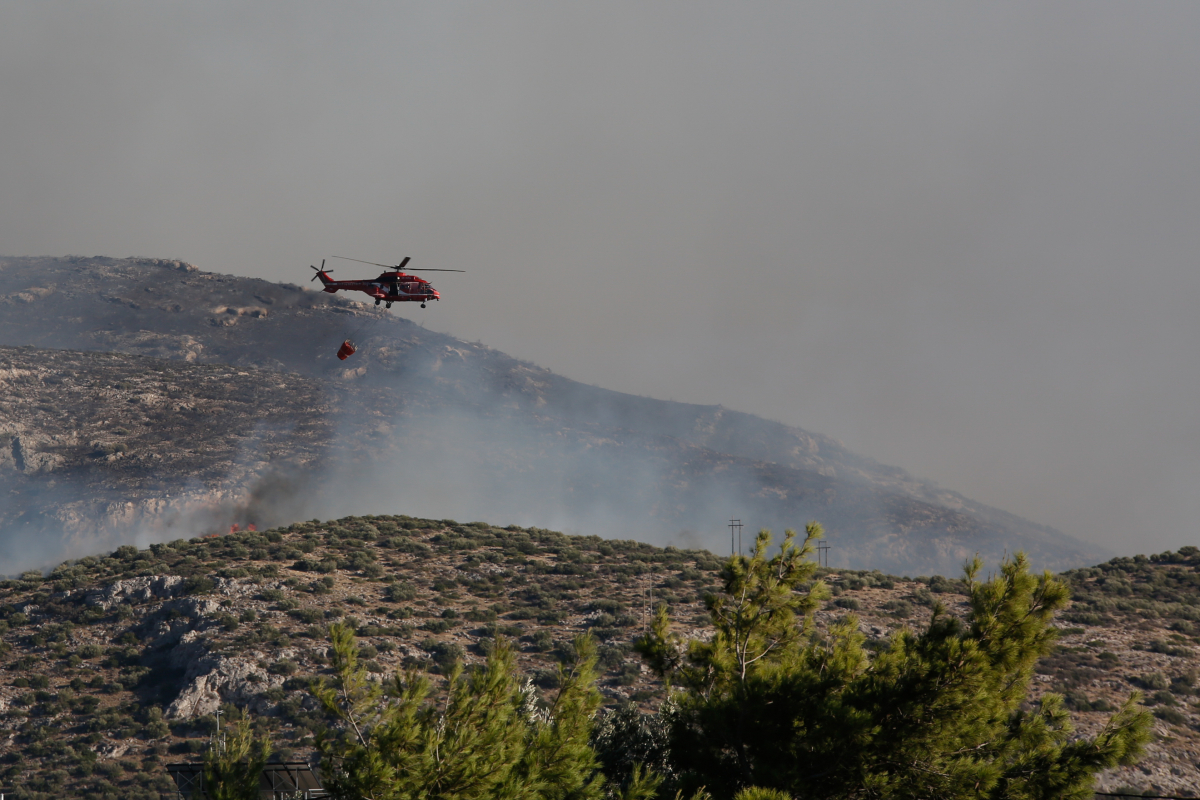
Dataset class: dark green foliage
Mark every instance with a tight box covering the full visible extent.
[182,576,215,595]
[419,639,464,672]
[1035,646,1121,689]
[384,582,417,602]
[1132,672,1169,691]
[926,574,967,595]
[1062,690,1115,713]
[1169,673,1195,696]
[1144,639,1190,657]
[202,716,271,800]
[268,660,298,676]
[1153,706,1188,725]
[288,608,323,625]
[636,525,1152,800]
[527,630,555,652]
[1062,547,1200,623]
[591,702,674,789]
[312,623,616,800]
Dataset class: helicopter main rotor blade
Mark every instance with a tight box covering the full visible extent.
[331,256,401,269]
[331,255,465,273]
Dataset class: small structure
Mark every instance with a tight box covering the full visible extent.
[165,761,328,799]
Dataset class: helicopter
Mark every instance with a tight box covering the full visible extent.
[308,256,464,308]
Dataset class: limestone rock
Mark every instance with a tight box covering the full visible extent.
[84,575,184,610]
[166,648,292,719]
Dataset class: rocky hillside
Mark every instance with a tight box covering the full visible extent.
[0,520,1193,798]
[0,255,1105,574]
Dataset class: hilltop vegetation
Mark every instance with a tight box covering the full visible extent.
[0,516,1192,797]
[0,516,720,798]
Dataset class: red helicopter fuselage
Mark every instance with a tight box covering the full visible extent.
[312,269,439,307]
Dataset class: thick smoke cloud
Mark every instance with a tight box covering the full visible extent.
[2,4,1200,556]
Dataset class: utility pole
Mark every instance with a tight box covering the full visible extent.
[729,519,743,555]
[817,541,831,568]
[212,707,225,755]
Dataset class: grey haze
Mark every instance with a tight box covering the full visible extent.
[2,3,1198,556]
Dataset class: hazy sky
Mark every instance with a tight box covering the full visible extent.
[3,3,1199,556]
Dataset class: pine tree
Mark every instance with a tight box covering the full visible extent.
[313,622,611,800]
[201,714,271,800]
[636,525,1152,800]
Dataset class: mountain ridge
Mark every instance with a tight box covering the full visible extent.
[0,255,1107,574]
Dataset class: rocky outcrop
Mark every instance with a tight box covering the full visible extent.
[84,575,184,610]
[4,434,63,474]
[166,643,296,720]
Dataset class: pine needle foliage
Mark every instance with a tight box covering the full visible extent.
[202,715,272,800]
[636,526,1152,800]
[313,621,609,800]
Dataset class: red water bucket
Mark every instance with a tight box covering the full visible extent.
[336,340,357,360]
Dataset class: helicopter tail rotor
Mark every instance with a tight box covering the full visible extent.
[310,259,333,282]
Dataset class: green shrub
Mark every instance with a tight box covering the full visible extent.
[419,639,464,671]
[1134,673,1170,691]
[1147,640,1189,657]
[183,576,215,595]
[614,662,642,686]
[910,588,935,608]
[392,539,432,556]
[288,609,323,625]
[1153,706,1188,725]
[881,600,912,618]
[384,583,416,602]
[528,630,555,652]
[113,545,139,561]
